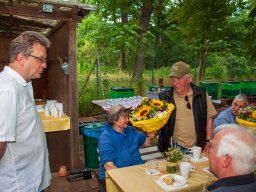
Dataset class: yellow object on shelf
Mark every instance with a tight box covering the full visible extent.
[39,112,70,132]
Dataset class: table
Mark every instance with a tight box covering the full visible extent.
[39,112,70,132]
[106,159,217,192]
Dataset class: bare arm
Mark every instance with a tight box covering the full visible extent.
[206,117,214,140]
[0,142,7,160]
[142,132,156,147]
[104,161,117,171]
[203,117,214,154]
[142,137,151,147]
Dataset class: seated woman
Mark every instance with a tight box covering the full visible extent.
[98,104,154,190]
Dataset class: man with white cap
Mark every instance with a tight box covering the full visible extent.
[98,104,155,191]
[158,61,217,153]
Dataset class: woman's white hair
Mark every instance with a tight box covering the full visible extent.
[215,124,256,174]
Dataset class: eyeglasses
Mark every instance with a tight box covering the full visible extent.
[232,101,246,109]
[184,95,191,109]
[29,54,47,63]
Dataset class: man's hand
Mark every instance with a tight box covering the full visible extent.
[203,142,211,155]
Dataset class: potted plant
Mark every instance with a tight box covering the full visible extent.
[165,147,183,173]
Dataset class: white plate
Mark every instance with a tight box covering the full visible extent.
[156,174,187,191]
[191,156,208,163]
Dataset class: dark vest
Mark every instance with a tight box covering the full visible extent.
[157,84,207,152]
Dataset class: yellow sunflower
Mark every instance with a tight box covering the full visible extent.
[151,99,164,109]
[252,111,256,119]
[135,105,151,119]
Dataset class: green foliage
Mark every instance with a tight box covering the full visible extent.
[204,55,227,81]
[165,147,184,163]
[76,0,256,116]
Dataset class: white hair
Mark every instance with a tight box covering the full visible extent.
[216,124,256,174]
[214,123,240,135]
[234,94,248,103]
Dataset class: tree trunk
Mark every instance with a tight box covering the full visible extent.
[198,42,207,81]
[132,0,154,81]
[155,0,163,46]
[118,10,128,70]
[118,48,125,70]
[202,48,207,79]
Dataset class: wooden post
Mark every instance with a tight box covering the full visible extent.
[68,20,80,169]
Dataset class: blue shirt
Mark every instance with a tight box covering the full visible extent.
[213,107,236,128]
[98,124,146,180]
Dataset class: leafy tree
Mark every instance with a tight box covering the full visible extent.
[132,0,154,81]
[169,0,246,80]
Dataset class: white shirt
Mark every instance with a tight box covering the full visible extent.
[0,66,51,192]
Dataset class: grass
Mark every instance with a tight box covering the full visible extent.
[78,67,170,117]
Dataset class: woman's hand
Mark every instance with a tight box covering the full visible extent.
[104,161,117,170]
[143,137,151,147]
[146,131,156,139]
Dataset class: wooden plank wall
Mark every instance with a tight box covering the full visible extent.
[0,24,80,170]
[32,23,70,114]
[0,36,13,71]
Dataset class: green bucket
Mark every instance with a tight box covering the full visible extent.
[241,80,256,96]
[83,136,99,169]
[199,82,219,99]
[221,81,241,98]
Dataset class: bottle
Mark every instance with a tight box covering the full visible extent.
[158,78,165,93]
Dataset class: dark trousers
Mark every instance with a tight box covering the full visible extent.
[99,179,106,192]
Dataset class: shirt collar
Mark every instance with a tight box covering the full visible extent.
[207,172,255,191]
[4,66,28,87]
[107,123,129,135]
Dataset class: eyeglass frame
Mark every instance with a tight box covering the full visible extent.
[232,100,247,109]
[29,54,47,63]
[184,95,191,109]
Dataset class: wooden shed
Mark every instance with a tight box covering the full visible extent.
[0,0,95,171]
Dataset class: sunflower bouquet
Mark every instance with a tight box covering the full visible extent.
[129,98,175,133]
[236,106,256,129]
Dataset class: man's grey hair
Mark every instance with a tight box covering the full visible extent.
[9,31,50,62]
[234,94,248,103]
[215,124,256,174]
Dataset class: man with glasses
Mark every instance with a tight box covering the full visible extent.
[158,61,217,153]
[207,124,256,192]
[0,31,51,192]
[213,94,248,128]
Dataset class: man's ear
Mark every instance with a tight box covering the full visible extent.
[16,53,25,66]
[187,75,193,84]
[221,154,232,168]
